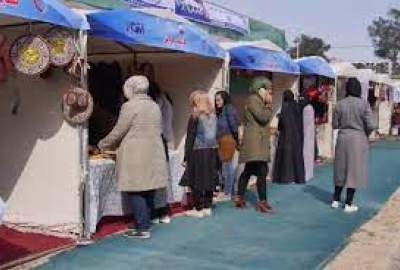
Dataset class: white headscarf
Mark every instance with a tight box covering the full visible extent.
[123,75,149,100]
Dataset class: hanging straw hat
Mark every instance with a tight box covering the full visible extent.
[62,87,93,125]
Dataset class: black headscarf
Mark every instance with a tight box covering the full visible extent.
[283,90,295,103]
[346,78,362,98]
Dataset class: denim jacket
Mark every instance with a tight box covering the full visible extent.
[194,114,218,149]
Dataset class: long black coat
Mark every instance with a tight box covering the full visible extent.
[180,116,220,192]
[272,101,305,184]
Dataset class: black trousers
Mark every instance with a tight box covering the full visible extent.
[238,161,268,201]
[333,186,356,205]
[192,189,213,211]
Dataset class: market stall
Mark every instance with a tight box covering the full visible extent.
[296,56,336,159]
[80,8,227,235]
[221,41,300,178]
[330,61,359,102]
[357,69,380,140]
[0,1,89,235]
[375,74,394,136]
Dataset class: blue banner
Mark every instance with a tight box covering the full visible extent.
[0,0,89,29]
[87,9,225,59]
[119,0,249,33]
[229,46,300,75]
[296,57,336,78]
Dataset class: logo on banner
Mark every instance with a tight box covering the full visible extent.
[126,22,145,35]
[164,25,186,47]
[247,56,256,64]
[33,0,46,12]
[0,0,19,7]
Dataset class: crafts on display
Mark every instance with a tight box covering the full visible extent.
[45,28,76,67]
[10,35,50,75]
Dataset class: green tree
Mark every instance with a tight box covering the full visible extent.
[368,9,400,70]
[288,34,331,60]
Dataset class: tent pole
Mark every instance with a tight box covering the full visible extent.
[77,29,92,245]
[224,52,230,92]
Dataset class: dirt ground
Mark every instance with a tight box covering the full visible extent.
[326,188,400,270]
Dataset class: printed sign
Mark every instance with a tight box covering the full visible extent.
[124,0,175,10]
[175,0,209,22]
[124,0,250,34]
[203,2,249,33]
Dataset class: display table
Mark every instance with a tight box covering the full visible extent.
[86,150,185,234]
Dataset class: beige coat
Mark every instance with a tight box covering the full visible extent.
[239,93,273,163]
[99,94,168,192]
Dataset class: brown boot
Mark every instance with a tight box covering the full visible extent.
[234,195,247,208]
[256,200,275,214]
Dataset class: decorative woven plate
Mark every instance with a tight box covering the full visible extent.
[62,87,94,126]
[10,35,50,75]
[45,28,76,67]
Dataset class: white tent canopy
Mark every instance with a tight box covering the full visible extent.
[219,39,283,52]
[330,62,359,78]
[375,73,393,86]
[357,68,379,83]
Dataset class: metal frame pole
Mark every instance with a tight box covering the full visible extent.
[77,30,92,244]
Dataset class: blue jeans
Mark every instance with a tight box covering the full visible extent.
[222,161,236,196]
[129,190,155,232]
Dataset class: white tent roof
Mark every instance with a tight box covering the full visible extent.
[330,62,359,78]
[219,39,283,52]
[357,69,379,83]
[375,73,393,86]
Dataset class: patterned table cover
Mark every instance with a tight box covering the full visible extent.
[86,150,185,234]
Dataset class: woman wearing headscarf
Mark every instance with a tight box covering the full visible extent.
[332,78,376,213]
[236,77,274,214]
[99,76,168,239]
[215,91,240,200]
[272,90,305,184]
[180,91,219,218]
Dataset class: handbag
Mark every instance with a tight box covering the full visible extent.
[218,108,238,162]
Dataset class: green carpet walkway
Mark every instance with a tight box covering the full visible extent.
[37,141,400,270]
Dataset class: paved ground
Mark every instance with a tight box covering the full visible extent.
[326,188,400,270]
[31,141,400,270]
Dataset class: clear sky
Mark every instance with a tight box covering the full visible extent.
[211,0,400,62]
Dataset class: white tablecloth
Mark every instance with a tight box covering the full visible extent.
[86,151,185,234]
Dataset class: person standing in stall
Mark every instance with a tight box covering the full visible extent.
[235,77,275,214]
[180,91,219,218]
[98,76,168,239]
[215,91,241,201]
[140,63,174,224]
[332,78,376,213]
[272,90,305,184]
